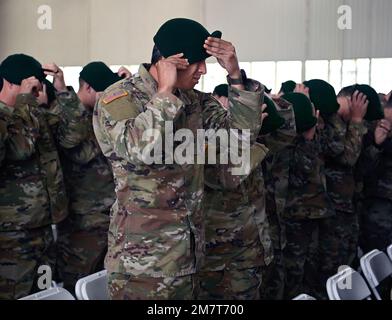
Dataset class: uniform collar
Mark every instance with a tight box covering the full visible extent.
[0,100,14,115]
[138,64,158,98]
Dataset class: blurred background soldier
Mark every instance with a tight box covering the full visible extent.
[0,54,70,299]
[50,61,122,293]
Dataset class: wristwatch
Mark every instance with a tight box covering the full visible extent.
[227,69,247,85]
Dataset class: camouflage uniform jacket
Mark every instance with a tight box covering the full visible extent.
[0,92,85,231]
[202,95,271,271]
[284,132,334,220]
[360,125,392,201]
[261,97,296,249]
[53,93,115,229]
[93,64,264,278]
[321,113,367,213]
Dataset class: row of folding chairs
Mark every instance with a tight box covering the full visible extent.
[19,270,109,300]
[19,244,392,300]
[294,243,392,300]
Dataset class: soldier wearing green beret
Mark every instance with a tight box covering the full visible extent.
[297,80,368,297]
[199,93,271,300]
[359,97,392,275]
[349,86,392,267]
[0,53,88,299]
[258,95,297,300]
[279,92,336,299]
[212,83,229,109]
[44,61,127,293]
[93,17,266,300]
[278,80,296,96]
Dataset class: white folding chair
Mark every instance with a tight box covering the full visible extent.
[292,293,316,300]
[360,249,392,300]
[387,244,392,262]
[75,270,109,300]
[19,287,75,300]
[326,266,372,300]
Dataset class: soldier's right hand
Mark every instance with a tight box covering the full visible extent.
[42,63,67,92]
[351,90,369,123]
[19,76,42,96]
[375,119,391,145]
[156,53,189,93]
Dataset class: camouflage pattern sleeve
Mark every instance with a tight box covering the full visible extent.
[359,125,384,173]
[379,135,392,155]
[205,142,269,190]
[202,79,264,142]
[3,94,40,162]
[260,105,296,156]
[97,90,184,165]
[291,136,321,187]
[55,88,90,149]
[62,137,102,164]
[0,115,7,165]
[201,81,266,189]
[321,114,367,166]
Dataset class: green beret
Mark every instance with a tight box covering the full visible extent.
[0,54,45,85]
[260,95,285,135]
[279,80,296,94]
[213,84,228,97]
[153,18,222,64]
[303,79,339,116]
[79,61,121,92]
[282,92,317,134]
[355,84,384,121]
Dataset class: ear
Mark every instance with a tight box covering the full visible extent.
[85,83,93,93]
[8,81,16,90]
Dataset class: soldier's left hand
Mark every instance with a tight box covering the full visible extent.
[204,37,241,79]
[118,66,132,79]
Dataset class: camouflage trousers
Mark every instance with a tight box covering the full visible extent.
[56,216,108,294]
[360,197,392,253]
[300,211,359,299]
[0,225,55,300]
[198,267,262,300]
[283,217,337,300]
[108,272,199,300]
[259,248,285,300]
[338,211,359,267]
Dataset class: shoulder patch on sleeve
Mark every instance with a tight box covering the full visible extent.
[101,94,140,122]
[102,89,128,104]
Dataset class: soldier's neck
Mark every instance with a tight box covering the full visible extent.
[0,91,15,108]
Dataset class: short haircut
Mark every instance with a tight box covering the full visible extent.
[337,85,356,98]
[79,77,86,88]
[151,45,163,65]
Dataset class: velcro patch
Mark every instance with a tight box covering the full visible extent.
[103,89,128,104]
